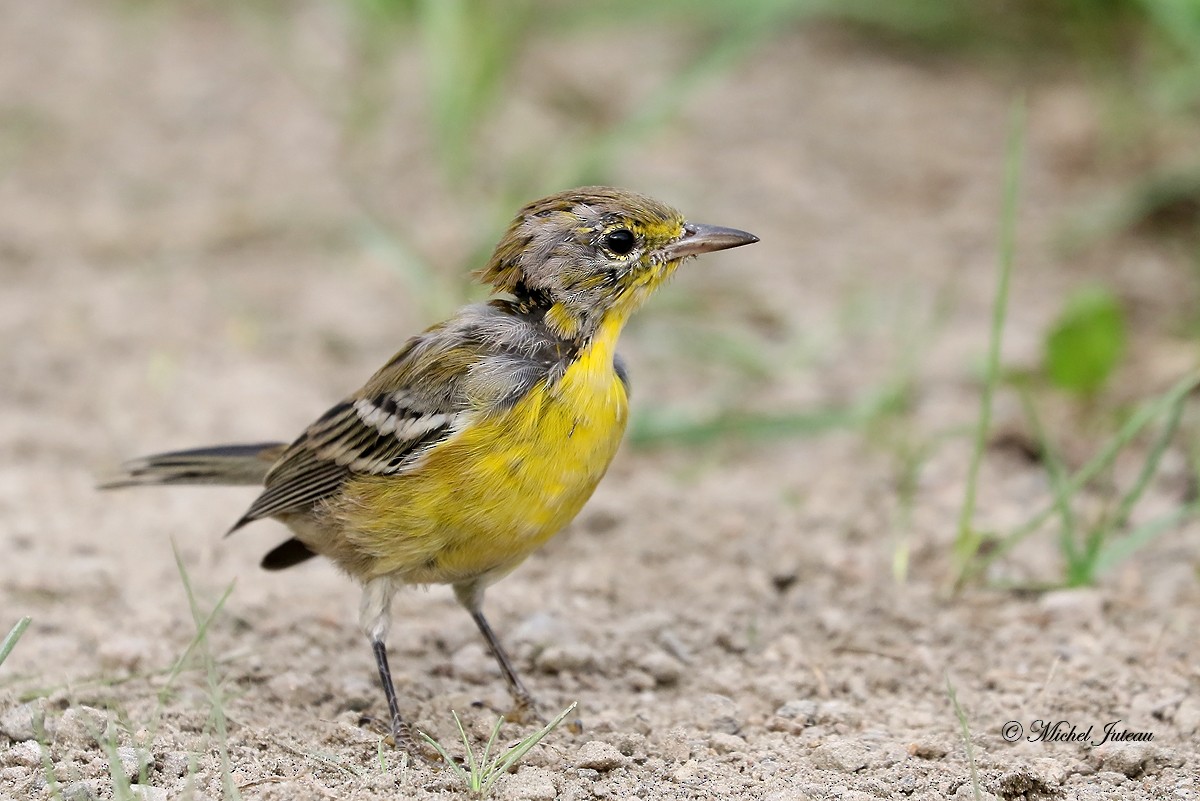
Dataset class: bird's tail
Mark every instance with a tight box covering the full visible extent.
[98,442,288,489]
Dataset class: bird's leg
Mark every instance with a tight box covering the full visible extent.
[370,637,424,754]
[454,582,541,723]
[359,577,432,759]
[470,609,540,721]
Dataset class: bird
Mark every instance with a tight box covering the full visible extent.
[101,186,758,754]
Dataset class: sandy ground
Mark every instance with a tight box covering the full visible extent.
[2,3,1198,800]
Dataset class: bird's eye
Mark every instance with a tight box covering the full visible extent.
[603,228,636,256]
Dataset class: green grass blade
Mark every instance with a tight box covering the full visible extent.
[479,714,505,778]
[961,369,1200,584]
[1094,503,1198,576]
[1016,384,1079,568]
[98,728,135,801]
[953,96,1026,580]
[171,543,243,801]
[453,710,483,793]
[1111,389,1185,530]
[0,616,31,668]
[33,713,64,801]
[159,583,236,705]
[946,675,982,801]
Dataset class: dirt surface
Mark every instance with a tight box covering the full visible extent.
[2,3,1198,800]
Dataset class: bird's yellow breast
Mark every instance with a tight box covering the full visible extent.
[331,318,629,585]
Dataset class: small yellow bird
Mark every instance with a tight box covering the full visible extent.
[103,186,757,752]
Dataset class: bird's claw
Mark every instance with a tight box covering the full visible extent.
[504,695,546,726]
[360,713,441,764]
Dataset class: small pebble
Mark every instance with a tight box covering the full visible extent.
[672,761,701,784]
[6,740,41,768]
[1157,747,1184,768]
[160,751,193,778]
[657,631,692,664]
[1174,698,1200,736]
[0,700,48,742]
[1029,757,1069,786]
[1096,743,1157,777]
[657,730,691,762]
[575,740,625,771]
[716,629,751,654]
[62,781,100,801]
[611,731,646,758]
[762,791,816,801]
[625,668,655,692]
[810,739,869,773]
[815,700,861,727]
[997,766,1059,797]
[775,700,817,723]
[838,792,879,801]
[690,694,741,735]
[128,787,168,801]
[638,651,684,686]
[117,746,153,782]
[708,732,746,754]
[1093,770,1129,785]
[55,706,112,748]
[907,739,948,759]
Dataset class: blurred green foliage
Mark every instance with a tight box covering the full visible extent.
[199,0,1200,313]
[1044,285,1127,395]
[301,0,817,315]
[964,372,1198,589]
[954,100,1025,585]
[336,0,1200,251]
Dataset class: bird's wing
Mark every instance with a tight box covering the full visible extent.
[231,330,476,530]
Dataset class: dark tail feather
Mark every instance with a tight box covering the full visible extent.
[98,442,287,489]
[261,537,319,570]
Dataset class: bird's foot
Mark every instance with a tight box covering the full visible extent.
[503,694,546,726]
[504,696,584,735]
[359,713,441,764]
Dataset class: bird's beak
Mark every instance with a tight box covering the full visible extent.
[663,222,759,260]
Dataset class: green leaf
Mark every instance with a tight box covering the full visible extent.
[1044,286,1126,394]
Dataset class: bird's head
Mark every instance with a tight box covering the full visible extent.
[479,186,758,342]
